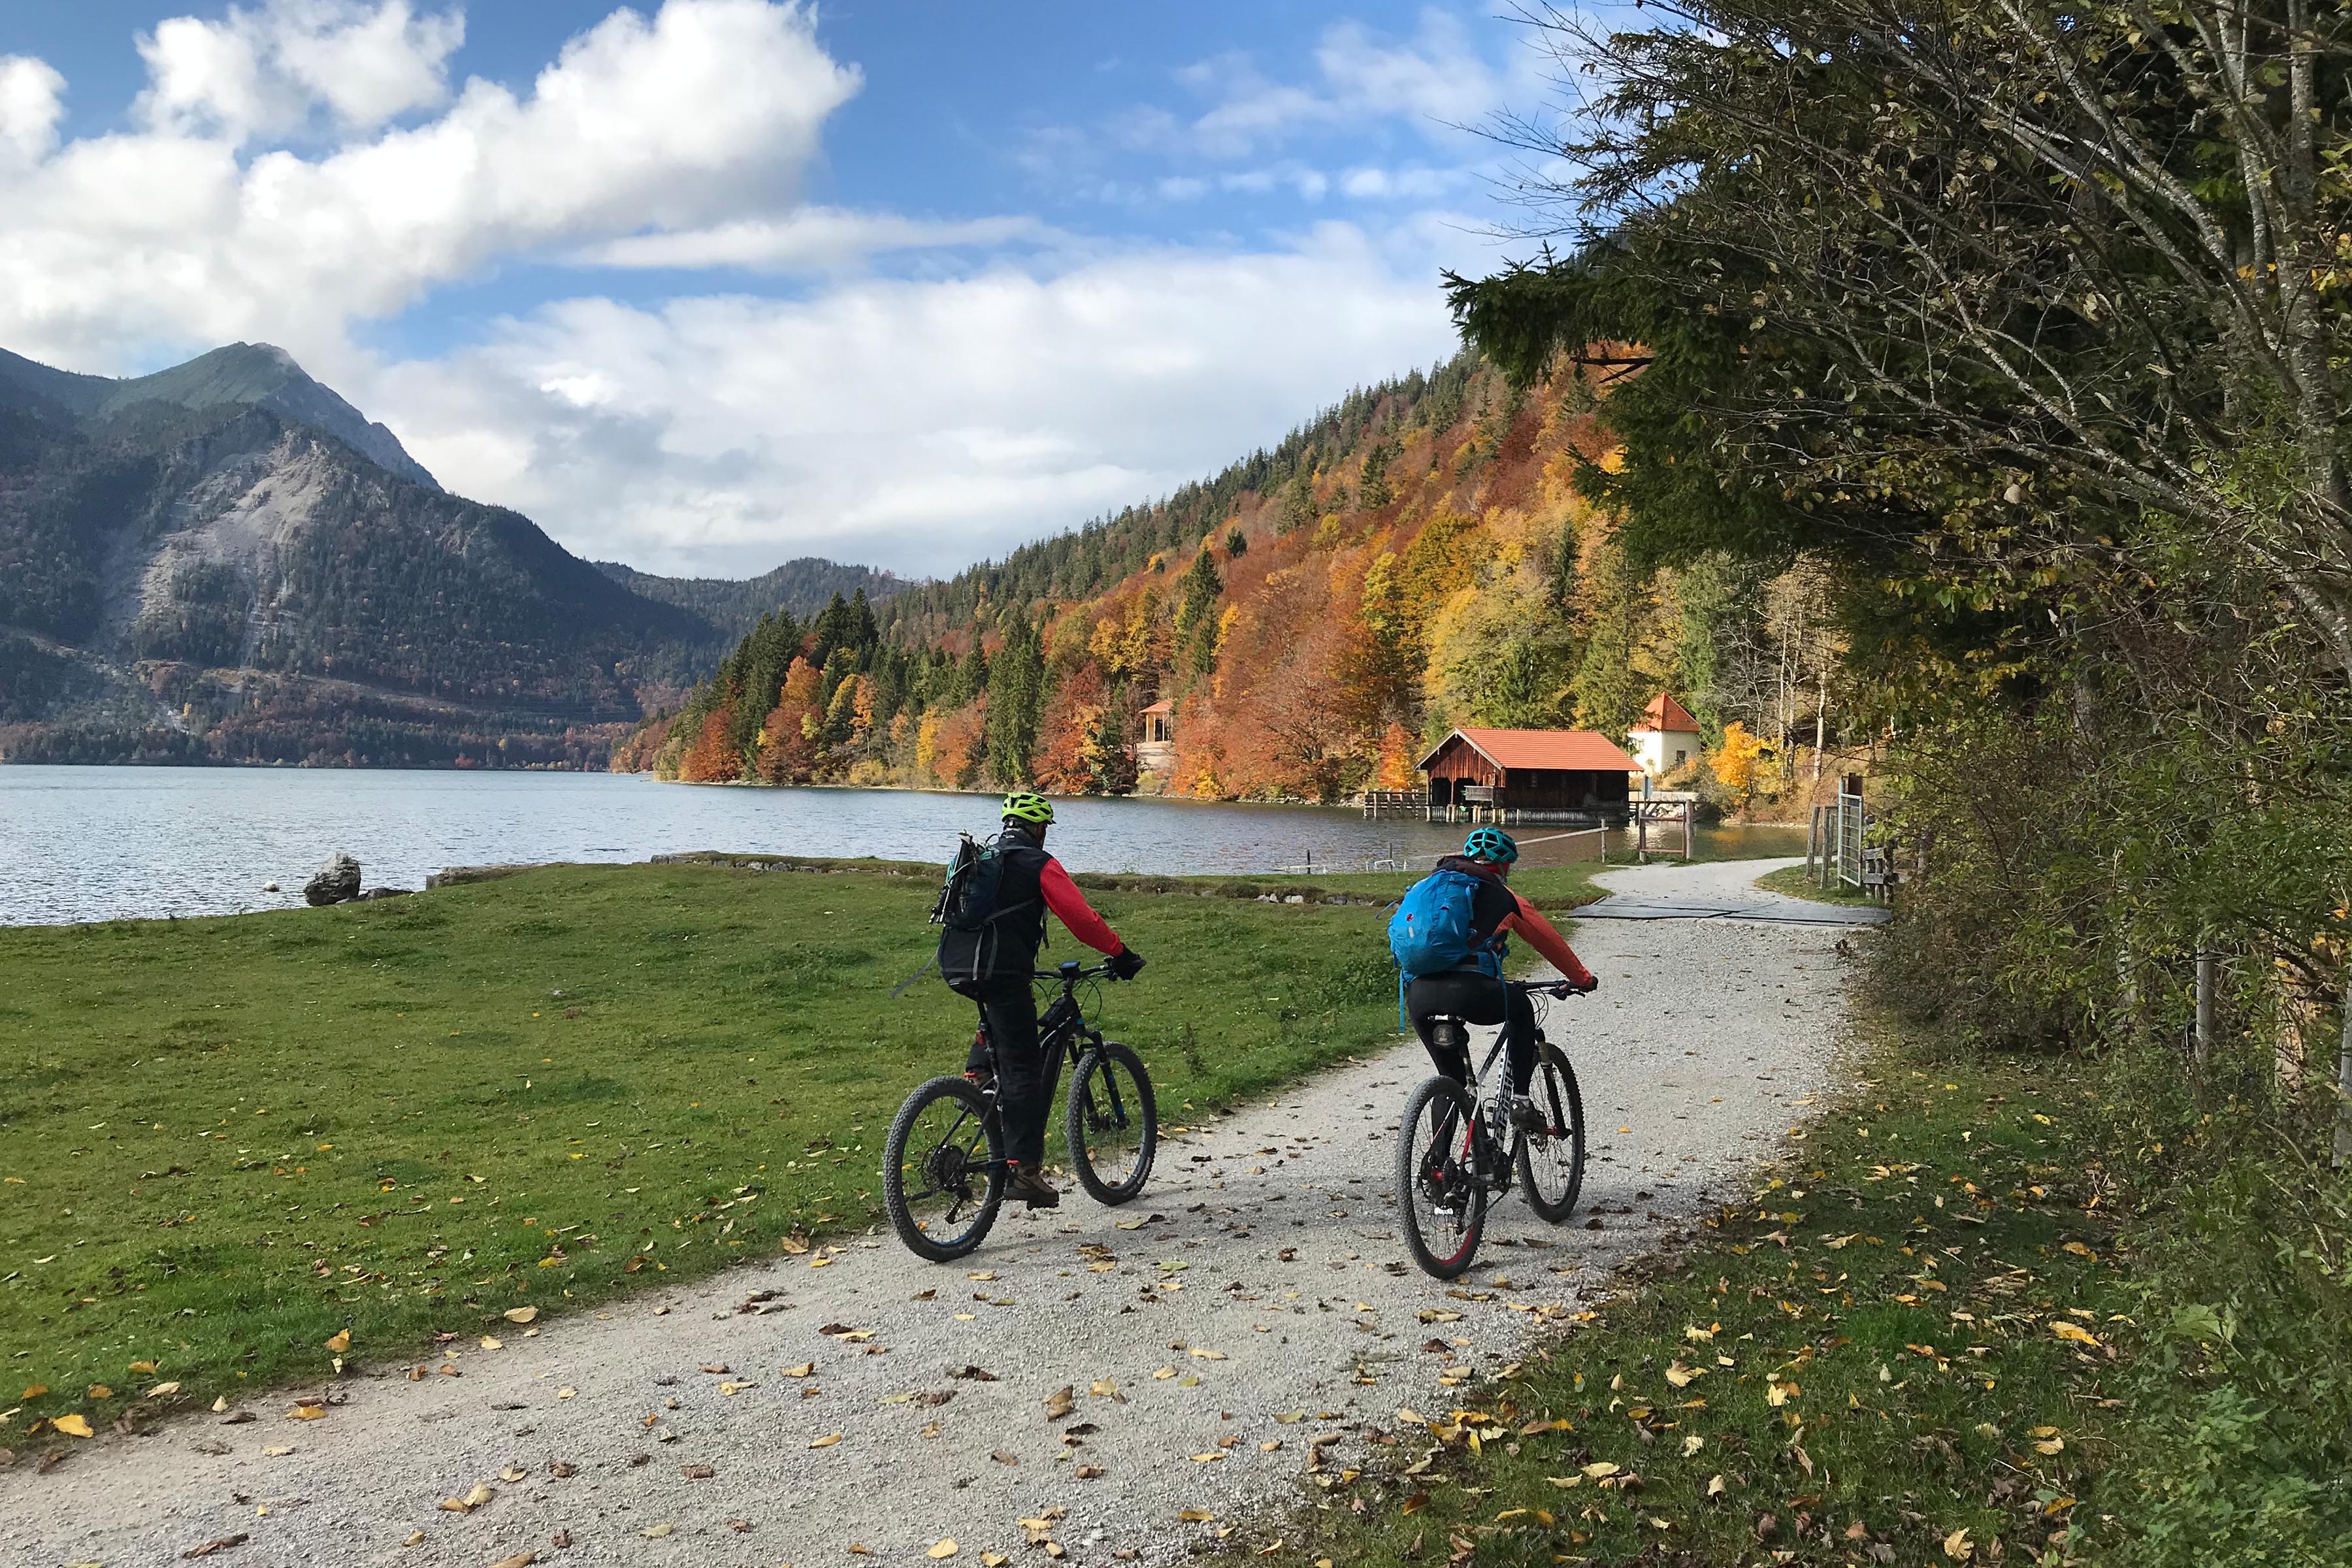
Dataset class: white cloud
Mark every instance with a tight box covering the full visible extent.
[1163,10,1512,160]
[571,209,1051,272]
[0,0,859,371]
[0,56,67,165]
[1339,164,1459,201]
[367,221,1483,577]
[136,0,466,144]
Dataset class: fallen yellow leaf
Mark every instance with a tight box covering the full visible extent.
[127,1360,158,1375]
[781,1363,815,1377]
[809,1432,843,1448]
[1943,1525,1973,1560]
[323,1330,350,1353]
[504,1306,539,1324]
[146,1381,181,1397]
[2051,1320,2100,1347]
[1582,1462,1620,1478]
[480,1335,503,1350]
[928,1541,958,1560]
[287,1403,327,1421]
[52,1413,93,1438]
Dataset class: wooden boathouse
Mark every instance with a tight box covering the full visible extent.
[1415,727,1639,824]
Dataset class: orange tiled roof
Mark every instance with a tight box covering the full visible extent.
[1631,693,1699,734]
[1416,728,1641,774]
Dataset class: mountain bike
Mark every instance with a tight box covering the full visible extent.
[1395,977,1588,1279]
[882,960,1157,1261]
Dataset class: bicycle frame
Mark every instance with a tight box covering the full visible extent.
[960,960,1122,1171]
[1422,979,1574,1190]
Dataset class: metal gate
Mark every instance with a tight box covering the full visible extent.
[1835,782,1866,890]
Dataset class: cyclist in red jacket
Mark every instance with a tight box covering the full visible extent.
[964,792,1143,1208]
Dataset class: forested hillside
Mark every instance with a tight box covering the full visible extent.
[617,351,1848,804]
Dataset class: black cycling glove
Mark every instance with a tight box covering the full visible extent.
[1108,947,1146,981]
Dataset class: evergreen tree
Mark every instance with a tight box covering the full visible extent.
[953,637,988,705]
[1571,544,1656,740]
[1174,549,1223,674]
[1359,440,1396,509]
[985,615,1045,785]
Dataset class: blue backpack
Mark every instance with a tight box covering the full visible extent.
[1388,868,1501,983]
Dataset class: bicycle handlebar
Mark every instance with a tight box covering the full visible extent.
[1512,978,1594,998]
[1032,963,1119,983]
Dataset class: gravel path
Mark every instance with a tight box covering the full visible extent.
[3,857,1862,1568]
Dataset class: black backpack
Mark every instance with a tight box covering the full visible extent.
[932,832,1045,996]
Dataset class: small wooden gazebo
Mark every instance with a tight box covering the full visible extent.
[1417,727,1639,821]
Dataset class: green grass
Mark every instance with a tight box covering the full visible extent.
[1246,1036,2123,1567]
[1756,864,1885,908]
[0,858,1435,1438]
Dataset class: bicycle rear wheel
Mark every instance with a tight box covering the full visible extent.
[883,1076,1005,1262]
[1066,1041,1156,1204]
[1396,1075,1487,1279]
[1516,1042,1587,1222]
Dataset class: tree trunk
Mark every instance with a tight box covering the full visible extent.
[2194,945,2217,1073]
[2334,971,2352,1169]
[1811,658,1829,789]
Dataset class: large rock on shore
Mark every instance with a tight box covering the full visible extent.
[304,853,362,906]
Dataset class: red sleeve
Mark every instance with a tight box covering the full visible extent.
[1038,858,1125,956]
[1504,891,1595,987]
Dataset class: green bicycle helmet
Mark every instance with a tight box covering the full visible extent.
[1002,790,1055,826]
[1463,826,1519,864]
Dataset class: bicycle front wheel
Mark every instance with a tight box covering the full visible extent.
[1396,1075,1487,1279]
[1066,1041,1156,1205]
[882,1076,1005,1262]
[1516,1043,1586,1222]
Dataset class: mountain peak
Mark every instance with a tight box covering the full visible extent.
[0,341,438,490]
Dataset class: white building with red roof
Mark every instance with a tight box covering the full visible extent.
[1625,693,1704,777]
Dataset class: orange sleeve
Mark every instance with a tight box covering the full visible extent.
[1505,891,1595,987]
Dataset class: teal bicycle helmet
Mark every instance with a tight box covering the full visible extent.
[1463,826,1519,863]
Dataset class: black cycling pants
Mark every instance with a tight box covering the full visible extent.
[972,978,1058,1168]
[1407,970,1534,1095]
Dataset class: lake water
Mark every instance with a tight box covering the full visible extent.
[0,766,1806,927]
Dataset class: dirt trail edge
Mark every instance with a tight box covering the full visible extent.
[3,857,1859,1568]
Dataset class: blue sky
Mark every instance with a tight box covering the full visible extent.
[0,2,1573,575]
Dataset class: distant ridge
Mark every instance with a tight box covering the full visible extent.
[0,342,439,489]
[595,557,912,640]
